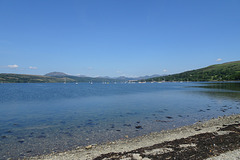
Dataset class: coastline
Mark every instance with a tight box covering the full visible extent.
[29,114,240,160]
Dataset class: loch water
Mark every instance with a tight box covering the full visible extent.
[0,82,240,159]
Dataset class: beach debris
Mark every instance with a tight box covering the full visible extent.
[125,135,129,138]
[94,122,240,159]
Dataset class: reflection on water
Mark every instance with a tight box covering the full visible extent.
[196,82,240,92]
[0,82,239,159]
[193,82,240,100]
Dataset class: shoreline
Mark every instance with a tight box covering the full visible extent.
[29,114,240,160]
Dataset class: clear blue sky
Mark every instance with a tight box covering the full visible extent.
[0,0,239,77]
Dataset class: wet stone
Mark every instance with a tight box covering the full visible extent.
[135,126,143,129]
[18,140,24,143]
[37,135,46,138]
[221,109,227,112]
[156,120,169,123]
[63,132,73,137]
[5,130,12,134]
[166,116,173,119]
[60,121,66,124]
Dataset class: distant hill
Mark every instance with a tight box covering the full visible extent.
[114,74,161,81]
[45,72,68,77]
[0,73,72,83]
[0,73,119,83]
[44,72,120,83]
[146,61,240,82]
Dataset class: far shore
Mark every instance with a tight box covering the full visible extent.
[29,114,240,160]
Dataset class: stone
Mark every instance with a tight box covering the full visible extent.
[85,145,92,150]
[132,153,142,160]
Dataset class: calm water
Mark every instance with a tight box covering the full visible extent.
[0,82,240,159]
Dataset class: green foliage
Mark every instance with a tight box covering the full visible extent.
[0,74,70,83]
[147,61,240,82]
[0,74,121,83]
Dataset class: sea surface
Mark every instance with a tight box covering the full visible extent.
[0,82,240,159]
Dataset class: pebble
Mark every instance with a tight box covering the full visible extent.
[135,126,143,129]
[1,136,7,139]
[132,153,142,160]
[18,139,25,143]
[85,145,92,150]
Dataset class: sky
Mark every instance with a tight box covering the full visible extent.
[0,0,239,77]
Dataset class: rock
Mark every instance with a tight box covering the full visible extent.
[85,145,92,150]
[166,116,173,119]
[1,136,7,139]
[132,153,142,160]
[135,125,143,129]
[18,139,25,143]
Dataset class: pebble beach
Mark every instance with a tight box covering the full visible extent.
[29,114,240,160]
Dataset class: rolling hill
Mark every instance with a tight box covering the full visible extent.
[0,73,71,83]
[146,61,240,82]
